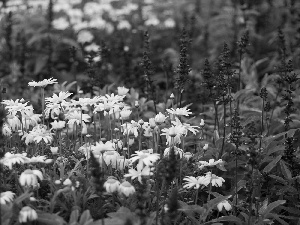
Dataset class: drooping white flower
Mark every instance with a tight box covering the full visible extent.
[19,169,43,187]
[103,151,120,168]
[50,120,66,130]
[118,181,135,197]
[117,86,129,96]
[154,112,167,124]
[0,191,15,204]
[217,200,232,212]
[164,146,184,158]
[104,177,120,193]
[19,206,38,223]
[130,150,160,168]
[121,121,140,138]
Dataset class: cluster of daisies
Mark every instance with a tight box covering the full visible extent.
[0,78,230,223]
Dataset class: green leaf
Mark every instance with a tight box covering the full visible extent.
[69,210,79,225]
[36,212,66,225]
[260,200,286,217]
[279,160,292,180]
[79,210,93,225]
[205,216,244,225]
[267,145,284,155]
[263,155,282,173]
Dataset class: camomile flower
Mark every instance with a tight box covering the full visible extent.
[124,165,153,183]
[130,150,160,168]
[202,172,225,187]
[198,159,224,170]
[19,206,38,223]
[161,125,185,146]
[2,123,12,136]
[28,78,58,87]
[171,117,199,135]
[118,181,135,197]
[28,125,53,144]
[104,177,120,193]
[19,169,43,187]
[45,91,72,105]
[102,93,125,103]
[117,86,129,96]
[154,112,167,124]
[67,110,90,127]
[92,141,115,155]
[183,176,206,189]
[217,200,232,212]
[6,112,21,131]
[93,101,116,115]
[0,152,29,169]
[166,107,192,117]
[164,146,184,158]
[0,191,15,204]
[50,120,66,130]
[121,121,140,138]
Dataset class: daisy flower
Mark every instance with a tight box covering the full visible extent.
[117,86,129,96]
[50,120,66,130]
[67,110,90,127]
[171,117,199,135]
[28,78,58,87]
[0,152,29,169]
[161,125,185,146]
[166,107,192,117]
[154,112,168,124]
[121,120,140,138]
[28,125,53,144]
[92,141,115,155]
[164,146,184,158]
[203,172,225,187]
[124,165,153,183]
[45,91,72,104]
[183,176,206,189]
[103,93,125,103]
[130,150,160,168]
[2,123,12,136]
[0,191,15,204]
[198,159,224,170]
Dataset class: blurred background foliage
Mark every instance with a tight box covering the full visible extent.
[0,0,300,110]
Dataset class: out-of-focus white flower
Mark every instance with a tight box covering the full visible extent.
[63,178,72,186]
[117,20,131,30]
[104,177,120,193]
[117,86,129,96]
[203,172,225,187]
[183,176,206,189]
[166,107,192,117]
[154,112,167,124]
[120,109,132,120]
[53,17,69,30]
[0,191,15,204]
[26,155,47,164]
[164,147,184,158]
[28,78,57,88]
[50,147,59,155]
[203,143,209,150]
[145,16,159,26]
[164,18,175,28]
[19,169,43,187]
[85,43,100,52]
[124,165,153,183]
[19,206,38,223]
[217,200,232,211]
[142,122,153,137]
[6,112,21,131]
[183,152,193,160]
[92,141,115,155]
[118,181,135,197]
[77,30,94,43]
[200,119,205,126]
[54,180,61,185]
[0,152,29,169]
